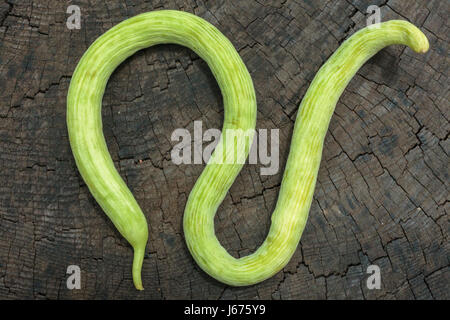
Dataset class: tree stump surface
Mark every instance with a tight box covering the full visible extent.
[0,0,448,299]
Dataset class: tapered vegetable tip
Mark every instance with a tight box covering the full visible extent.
[132,245,145,290]
[402,21,429,53]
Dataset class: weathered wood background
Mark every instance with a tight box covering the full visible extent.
[0,0,448,300]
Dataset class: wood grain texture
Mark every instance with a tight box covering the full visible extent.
[0,0,448,299]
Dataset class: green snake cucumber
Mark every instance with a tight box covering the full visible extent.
[67,10,429,289]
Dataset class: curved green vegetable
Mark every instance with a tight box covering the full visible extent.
[183,20,428,285]
[67,9,429,290]
[67,10,256,290]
